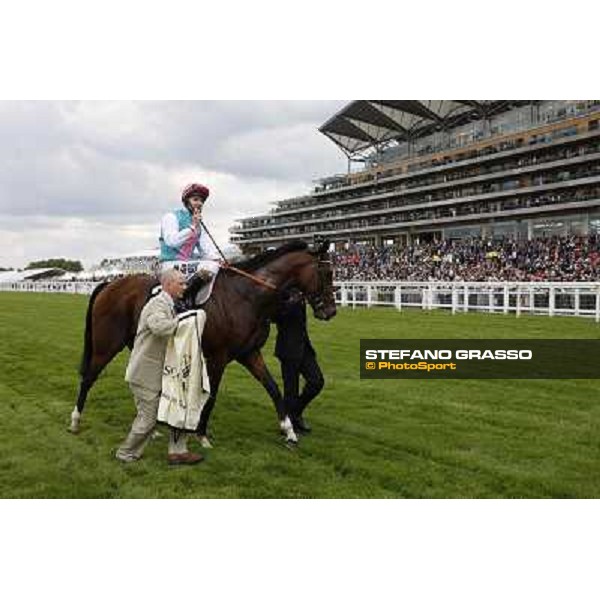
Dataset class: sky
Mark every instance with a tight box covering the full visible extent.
[0,101,348,269]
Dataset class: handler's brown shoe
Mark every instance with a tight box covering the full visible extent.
[167,452,204,466]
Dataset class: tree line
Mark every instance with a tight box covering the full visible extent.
[25,258,83,272]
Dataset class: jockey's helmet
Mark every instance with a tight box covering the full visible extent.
[182,183,210,204]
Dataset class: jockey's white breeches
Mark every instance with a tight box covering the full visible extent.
[160,260,220,279]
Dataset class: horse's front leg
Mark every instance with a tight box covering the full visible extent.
[196,353,226,448]
[238,350,298,445]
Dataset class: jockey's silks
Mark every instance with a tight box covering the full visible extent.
[160,208,201,261]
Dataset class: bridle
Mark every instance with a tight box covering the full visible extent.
[306,257,333,312]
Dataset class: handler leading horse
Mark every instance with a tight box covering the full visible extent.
[69,241,336,445]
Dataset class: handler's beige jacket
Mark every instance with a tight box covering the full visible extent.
[125,290,178,392]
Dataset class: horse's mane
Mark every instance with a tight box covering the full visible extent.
[232,241,309,272]
[181,242,310,306]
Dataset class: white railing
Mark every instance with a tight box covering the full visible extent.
[334,281,600,321]
[0,281,99,295]
[3,279,600,321]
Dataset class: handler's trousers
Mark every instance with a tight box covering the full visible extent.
[116,383,189,462]
[280,352,324,418]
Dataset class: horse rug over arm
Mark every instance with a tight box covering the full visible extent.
[157,309,211,431]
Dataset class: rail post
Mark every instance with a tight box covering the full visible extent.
[394,285,402,311]
[452,284,458,314]
[529,287,534,316]
[342,285,348,307]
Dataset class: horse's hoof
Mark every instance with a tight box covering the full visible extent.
[68,426,80,435]
[284,438,298,450]
[196,435,213,449]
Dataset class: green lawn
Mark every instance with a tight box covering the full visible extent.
[1,291,599,498]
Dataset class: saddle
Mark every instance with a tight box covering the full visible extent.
[146,270,216,314]
[185,270,220,310]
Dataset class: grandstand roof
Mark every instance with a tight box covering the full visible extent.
[319,101,532,156]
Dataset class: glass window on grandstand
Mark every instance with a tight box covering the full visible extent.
[532,215,588,237]
[490,222,528,240]
[588,214,600,234]
[444,225,482,240]
[491,222,518,239]
[515,221,529,239]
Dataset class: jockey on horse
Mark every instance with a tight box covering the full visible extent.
[159,182,221,283]
[69,183,337,446]
[70,239,337,446]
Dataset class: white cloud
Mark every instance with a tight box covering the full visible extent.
[216,122,344,181]
[0,100,347,267]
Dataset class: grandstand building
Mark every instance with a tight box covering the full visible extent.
[230,101,600,252]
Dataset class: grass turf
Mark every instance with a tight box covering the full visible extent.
[1,291,599,498]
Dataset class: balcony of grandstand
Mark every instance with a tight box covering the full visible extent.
[230,101,600,255]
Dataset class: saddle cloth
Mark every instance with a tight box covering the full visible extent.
[161,259,220,279]
[157,309,211,432]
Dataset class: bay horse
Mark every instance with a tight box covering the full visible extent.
[69,240,336,445]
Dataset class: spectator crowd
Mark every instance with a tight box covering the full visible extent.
[332,235,600,282]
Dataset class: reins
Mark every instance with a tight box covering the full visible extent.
[199,220,278,291]
[223,264,278,291]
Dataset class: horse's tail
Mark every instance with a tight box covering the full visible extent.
[78,281,110,378]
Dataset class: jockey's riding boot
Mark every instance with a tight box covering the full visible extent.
[183,272,208,309]
[292,415,312,434]
[187,272,203,290]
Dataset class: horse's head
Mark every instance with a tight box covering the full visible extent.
[296,240,337,321]
[233,240,337,320]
